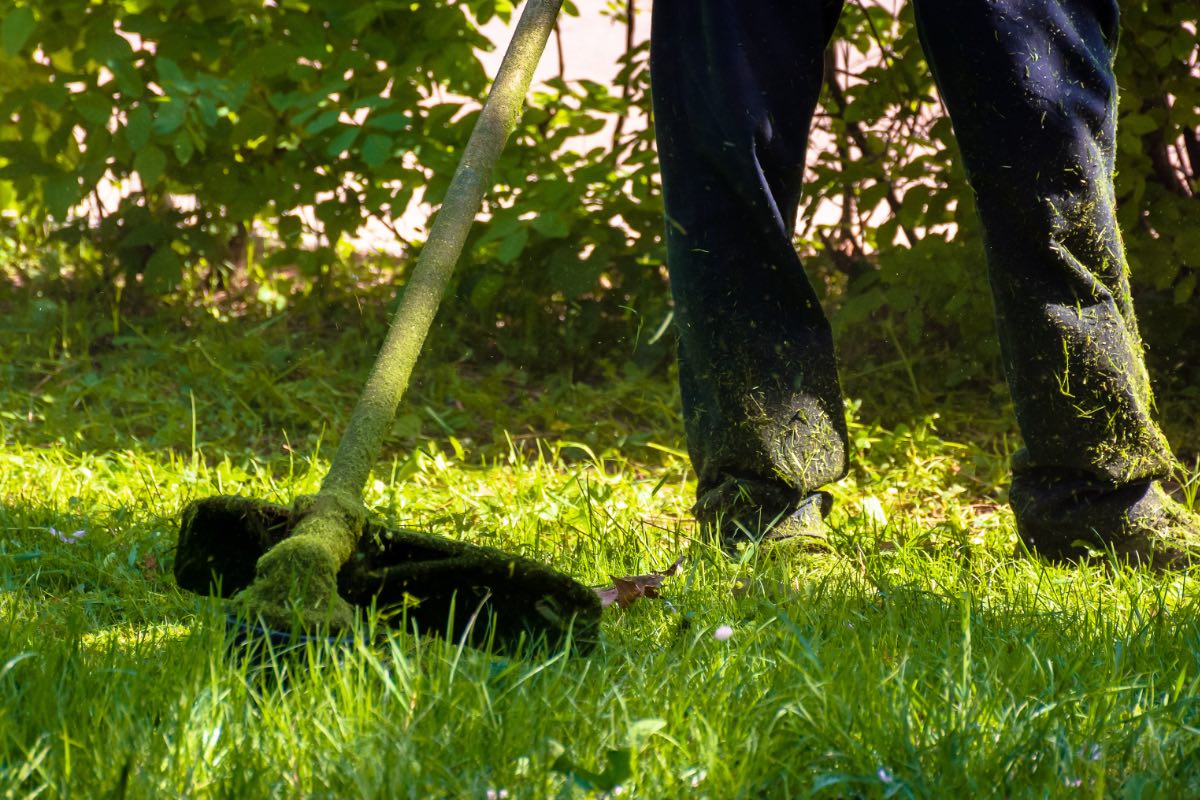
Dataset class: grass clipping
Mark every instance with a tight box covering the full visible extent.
[234,493,363,631]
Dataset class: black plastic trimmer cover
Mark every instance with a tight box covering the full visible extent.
[175,496,601,653]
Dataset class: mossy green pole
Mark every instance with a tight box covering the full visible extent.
[240,0,564,631]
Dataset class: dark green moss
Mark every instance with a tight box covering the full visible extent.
[175,496,602,652]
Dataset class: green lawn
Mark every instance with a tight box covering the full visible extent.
[2,291,1199,798]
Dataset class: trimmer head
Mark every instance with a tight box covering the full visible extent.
[175,496,601,653]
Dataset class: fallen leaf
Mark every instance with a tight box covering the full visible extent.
[595,555,684,609]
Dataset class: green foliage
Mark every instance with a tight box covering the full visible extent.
[806,1,986,362]
[807,0,1199,390]
[0,0,502,284]
[0,0,665,371]
[0,0,1195,387]
[1112,1,1200,353]
[456,30,667,373]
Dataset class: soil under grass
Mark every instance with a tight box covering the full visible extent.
[2,288,1199,797]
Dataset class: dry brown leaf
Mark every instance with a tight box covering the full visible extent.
[595,555,684,609]
[140,553,160,577]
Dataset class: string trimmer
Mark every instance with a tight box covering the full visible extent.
[173,0,601,651]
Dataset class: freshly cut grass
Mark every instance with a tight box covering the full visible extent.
[2,296,1199,797]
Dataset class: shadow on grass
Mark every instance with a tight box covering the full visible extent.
[4,485,1200,795]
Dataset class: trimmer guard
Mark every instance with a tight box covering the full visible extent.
[175,496,601,653]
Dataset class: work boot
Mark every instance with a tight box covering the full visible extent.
[1012,475,1200,570]
[695,476,831,556]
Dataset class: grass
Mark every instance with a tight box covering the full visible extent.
[3,282,1200,798]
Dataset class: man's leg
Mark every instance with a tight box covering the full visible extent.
[911,0,1199,564]
[650,0,848,548]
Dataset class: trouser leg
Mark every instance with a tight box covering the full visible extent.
[911,0,1177,548]
[651,0,848,530]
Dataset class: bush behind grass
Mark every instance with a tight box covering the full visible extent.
[3,291,1200,797]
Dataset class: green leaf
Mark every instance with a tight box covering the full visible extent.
[241,43,298,79]
[1174,272,1196,305]
[48,48,73,73]
[111,61,145,97]
[156,57,188,89]
[73,93,112,126]
[531,210,569,238]
[118,222,168,249]
[85,29,133,63]
[303,110,340,135]
[28,83,69,110]
[42,173,80,218]
[314,198,352,237]
[268,90,300,113]
[232,105,276,144]
[277,215,302,242]
[285,11,327,58]
[366,111,410,132]
[496,227,528,264]
[152,99,187,135]
[195,96,218,127]
[325,126,359,157]
[144,246,182,290]
[125,105,152,151]
[134,144,167,186]
[79,134,111,185]
[121,12,164,38]
[216,78,250,112]
[349,96,390,112]
[0,143,48,179]
[1121,113,1158,136]
[360,133,392,167]
[2,7,35,55]
[172,131,194,165]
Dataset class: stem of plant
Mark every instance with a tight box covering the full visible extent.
[238,0,565,631]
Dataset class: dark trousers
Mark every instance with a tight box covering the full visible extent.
[650,0,1176,543]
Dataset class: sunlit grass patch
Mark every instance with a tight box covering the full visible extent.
[3,301,1200,796]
